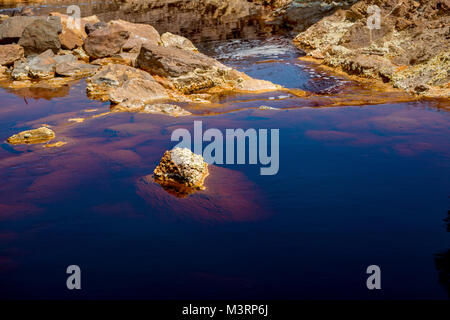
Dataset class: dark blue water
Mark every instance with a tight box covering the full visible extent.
[0,38,449,299]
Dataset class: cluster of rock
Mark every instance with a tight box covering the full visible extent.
[0,12,281,118]
[6,126,55,145]
[293,0,449,97]
[153,147,209,197]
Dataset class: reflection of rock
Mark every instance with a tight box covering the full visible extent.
[434,249,450,296]
[18,18,62,55]
[293,0,450,97]
[153,147,209,196]
[137,165,270,223]
[0,44,24,66]
[7,127,55,145]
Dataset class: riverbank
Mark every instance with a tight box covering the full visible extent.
[293,0,450,97]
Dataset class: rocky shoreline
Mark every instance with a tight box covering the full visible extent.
[0,11,283,135]
[292,0,449,97]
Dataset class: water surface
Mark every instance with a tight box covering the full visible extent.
[0,35,449,299]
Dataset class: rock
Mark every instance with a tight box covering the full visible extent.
[109,19,161,53]
[109,78,169,111]
[0,15,9,23]
[59,26,84,50]
[0,65,7,79]
[153,147,209,194]
[137,42,225,77]
[86,63,155,101]
[55,61,99,77]
[11,50,77,80]
[0,44,24,66]
[85,21,107,35]
[258,105,278,110]
[293,0,450,97]
[142,104,191,117]
[83,26,130,59]
[273,0,355,33]
[18,19,62,55]
[72,47,90,62]
[0,16,62,44]
[160,32,197,51]
[6,127,55,145]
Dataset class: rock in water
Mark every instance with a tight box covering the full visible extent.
[18,19,62,55]
[0,44,24,66]
[7,127,55,145]
[153,147,209,196]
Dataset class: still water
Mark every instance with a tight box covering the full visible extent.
[0,12,449,298]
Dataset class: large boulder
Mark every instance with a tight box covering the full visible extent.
[83,26,130,59]
[0,44,24,66]
[137,43,225,77]
[0,16,62,44]
[153,147,209,196]
[18,19,62,55]
[7,127,55,145]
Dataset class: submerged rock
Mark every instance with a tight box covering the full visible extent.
[0,44,24,66]
[7,127,55,145]
[153,147,209,195]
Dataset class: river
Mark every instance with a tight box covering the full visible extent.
[0,0,449,299]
